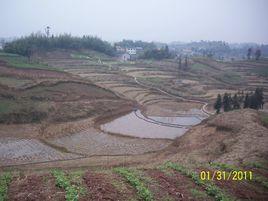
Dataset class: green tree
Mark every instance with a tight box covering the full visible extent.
[214,94,222,114]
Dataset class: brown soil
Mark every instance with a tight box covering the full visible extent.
[0,59,134,125]
[8,174,65,201]
[82,171,129,201]
[215,179,268,200]
[145,169,212,201]
[167,109,268,165]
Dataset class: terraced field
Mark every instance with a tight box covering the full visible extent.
[0,138,79,166]
[48,128,172,156]
[2,161,268,200]
[0,50,267,200]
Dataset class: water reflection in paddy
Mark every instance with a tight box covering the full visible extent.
[100,110,204,139]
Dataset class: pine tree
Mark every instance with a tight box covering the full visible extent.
[232,94,240,109]
[214,94,222,114]
[255,87,264,109]
[249,94,258,109]
[244,93,249,108]
[223,93,231,112]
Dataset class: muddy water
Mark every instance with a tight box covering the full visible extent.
[148,115,202,126]
[100,110,204,139]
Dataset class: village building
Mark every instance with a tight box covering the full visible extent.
[126,48,136,55]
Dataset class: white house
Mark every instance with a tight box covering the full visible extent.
[126,48,136,55]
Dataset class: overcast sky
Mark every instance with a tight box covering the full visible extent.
[1,0,268,44]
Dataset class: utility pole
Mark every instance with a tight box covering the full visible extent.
[45,26,50,37]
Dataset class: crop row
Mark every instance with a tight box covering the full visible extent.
[164,161,233,201]
[51,169,85,201]
[114,167,153,201]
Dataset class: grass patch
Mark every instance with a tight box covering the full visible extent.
[164,161,233,201]
[51,169,85,201]
[215,72,242,84]
[0,54,62,71]
[0,172,12,201]
[114,167,153,201]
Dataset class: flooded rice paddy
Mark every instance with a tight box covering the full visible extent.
[100,110,204,139]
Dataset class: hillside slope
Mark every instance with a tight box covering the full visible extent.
[168,109,268,165]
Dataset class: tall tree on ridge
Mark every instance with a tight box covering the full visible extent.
[214,94,222,114]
